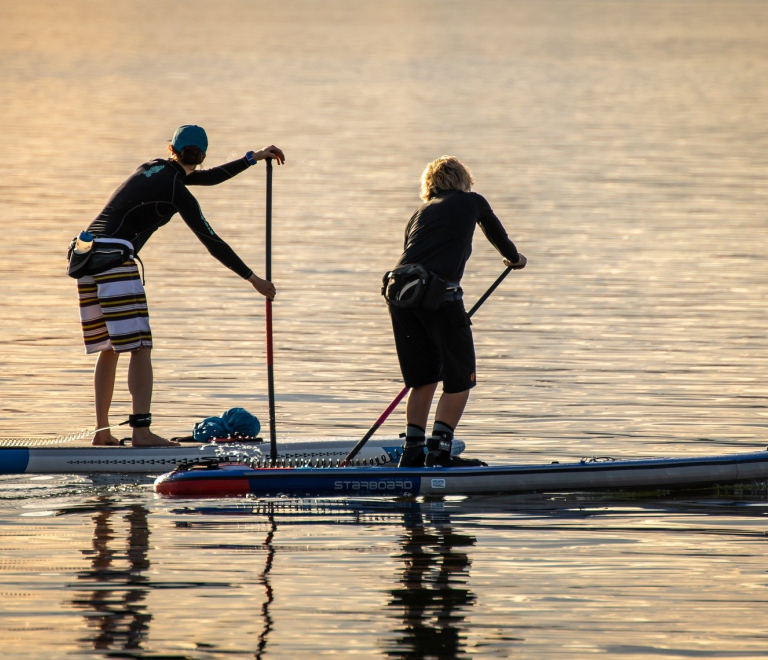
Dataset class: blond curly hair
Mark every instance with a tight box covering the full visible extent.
[420,156,474,201]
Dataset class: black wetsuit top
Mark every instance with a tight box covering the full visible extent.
[87,157,254,279]
[394,190,520,283]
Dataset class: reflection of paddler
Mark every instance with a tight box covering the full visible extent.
[72,125,284,447]
[386,508,477,657]
[69,499,152,652]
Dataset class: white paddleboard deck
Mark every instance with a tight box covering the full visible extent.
[0,437,465,475]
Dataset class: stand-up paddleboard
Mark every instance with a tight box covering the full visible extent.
[153,449,768,498]
[0,438,464,475]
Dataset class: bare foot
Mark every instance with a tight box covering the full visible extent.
[131,429,180,447]
[92,430,120,446]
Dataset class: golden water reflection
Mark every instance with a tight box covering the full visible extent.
[2,491,768,657]
[2,0,768,656]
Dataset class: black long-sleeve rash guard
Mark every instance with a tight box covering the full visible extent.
[394,189,520,283]
[87,157,254,279]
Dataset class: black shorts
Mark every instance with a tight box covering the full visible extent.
[389,300,476,394]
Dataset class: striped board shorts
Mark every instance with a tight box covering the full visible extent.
[77,260,152,354]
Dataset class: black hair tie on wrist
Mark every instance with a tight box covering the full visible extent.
[128,413,152,428]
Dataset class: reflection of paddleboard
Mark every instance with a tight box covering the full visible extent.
[154,450,768,498]
[0,437,465,475]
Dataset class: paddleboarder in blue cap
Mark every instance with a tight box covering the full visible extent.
[72,125,285,447]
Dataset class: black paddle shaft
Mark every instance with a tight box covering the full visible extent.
[265,159,278,463]
[342,265,514,465]
[466,265,513,317]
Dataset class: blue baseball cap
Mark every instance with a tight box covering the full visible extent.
[171,125,208,155]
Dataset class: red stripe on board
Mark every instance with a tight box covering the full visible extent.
[155,478,251,498]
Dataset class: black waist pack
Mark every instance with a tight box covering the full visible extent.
[67,237,134,279]
[382,264,447,311]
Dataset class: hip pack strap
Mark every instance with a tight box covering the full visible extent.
[93,237,134,252]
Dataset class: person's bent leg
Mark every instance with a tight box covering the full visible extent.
[426,390,485,467]
[127,347,178,447]
[434,390,470,430]
[425,390,469,464]
[425,302,485,467]
[398,382,439,468]
[406,382,439,429]
[93,349,121,446]
[389,306,441,468]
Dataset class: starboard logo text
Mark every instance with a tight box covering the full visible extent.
[334,479,415,492]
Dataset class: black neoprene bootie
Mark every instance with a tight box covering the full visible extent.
[398,443,426,468]
[425,430,487,468]
[425,433,453,467]
[398,424,426,468]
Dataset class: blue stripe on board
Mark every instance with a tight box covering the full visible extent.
[246,473,422,497]
[164,466,422,497]
[0,450,30,474]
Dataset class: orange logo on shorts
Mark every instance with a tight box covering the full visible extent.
[470,372,475,382]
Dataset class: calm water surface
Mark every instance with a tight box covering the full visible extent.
[2,0,768,657]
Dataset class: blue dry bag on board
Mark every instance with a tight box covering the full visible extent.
[192,407,261,442]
